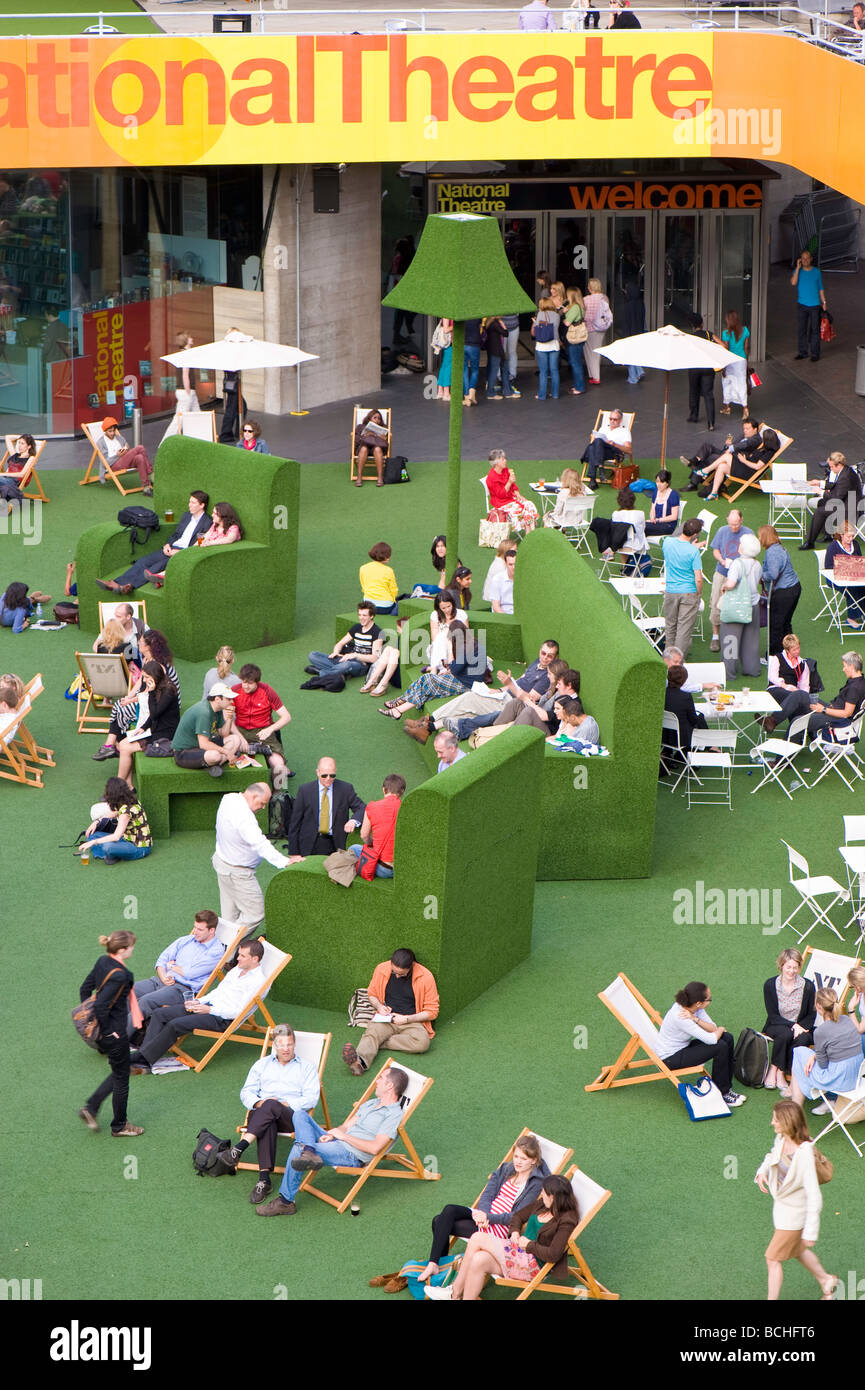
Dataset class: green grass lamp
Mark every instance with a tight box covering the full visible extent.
[382,213,536,555]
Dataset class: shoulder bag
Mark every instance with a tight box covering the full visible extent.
[719,560,756,624]
[678,1076,732,1121]
[71,967,127,1050]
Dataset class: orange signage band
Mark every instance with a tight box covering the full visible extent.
[0,33,861,202]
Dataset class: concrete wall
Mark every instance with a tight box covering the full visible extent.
[262,164,382,414]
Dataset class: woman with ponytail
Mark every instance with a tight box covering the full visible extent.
[78,931,144,1137]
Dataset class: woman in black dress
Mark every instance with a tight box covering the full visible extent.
[78,930,144,1137]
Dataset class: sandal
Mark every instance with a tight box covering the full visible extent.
[382,697,402,709]
[354,480,362,488]
[378,706,403,719]
[820,1275,840,1300]
[369,683,390,696]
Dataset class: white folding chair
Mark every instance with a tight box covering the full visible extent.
[839,816,865,947]
[694,508,718,554]
[812,1060,865,1158]
[685,662,726,691]
[560,495,596,555]
[812,550,843,634]
[660,710,688,792]
[808,707,865,793]
[778,839,850,945]
[686,728,736,809]
[769,463,809,541]
[748,713,812,799]
[628,593,665,653]
[647,499,688,565]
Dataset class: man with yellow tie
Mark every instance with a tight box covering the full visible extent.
[286,756,366,862]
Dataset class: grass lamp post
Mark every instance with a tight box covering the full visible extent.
[382,213,535,556]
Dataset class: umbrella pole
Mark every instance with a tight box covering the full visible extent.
[660,373,670,469]
[237,372,244,435]
[447,320,465,559]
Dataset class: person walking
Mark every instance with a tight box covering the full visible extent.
[714,310,749,418]
[78,931,144,1137]
[755,1100,839,1301]
[621,272,646,385]
[790,250,827,363]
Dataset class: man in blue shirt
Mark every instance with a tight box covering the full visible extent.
[404,640,561,744]
[131,910,225,1025]
[790,250,827,362]
[662,519,704,658]
[256,1065,408,1216]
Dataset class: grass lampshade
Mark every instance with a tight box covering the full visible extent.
[382,214,536,553]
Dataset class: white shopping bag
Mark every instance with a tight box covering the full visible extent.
[678,1076,732,1121]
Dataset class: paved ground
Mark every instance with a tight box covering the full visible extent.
[36,259,865,478]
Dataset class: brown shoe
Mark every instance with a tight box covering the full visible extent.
[384,1276,410,1294]
[758,715,777,734]
[78,1107,100,1131]
[369,1271,402,1288]
[256,1196,296,1217]
[342,1042,366,1076]
[405,722,431,744]
[111,1123,144,1137]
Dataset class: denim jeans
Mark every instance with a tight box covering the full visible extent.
[463,345,481,394]
[566,342,586,392]
[278,1110,366,1203]
[486,355,513,397]
[308,651,366,679]
[349,844,394,878]
[536,351,559,399]
[91,841,151,861]
[627,364,645,384]
[506,327,519,383]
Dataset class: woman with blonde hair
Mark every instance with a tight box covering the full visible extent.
[583,276,612,385]
[78,930,144,1138]
[95,617,129,656]
[543,468,591,530]
[563,287,587,394]
[203,645,236,700]
[532,296,561,401]
[847,966,865,1057]
[762,948,816,1092]
[790,987,863,1115]
[755,1100,838,1300]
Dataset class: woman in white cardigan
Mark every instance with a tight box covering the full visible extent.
[755,1100,838,1301]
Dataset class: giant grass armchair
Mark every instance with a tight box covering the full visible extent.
[265,726,545,1014]
[75,436,299,661]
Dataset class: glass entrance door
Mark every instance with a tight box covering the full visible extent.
[592,214,649,334]
[660,214,700,329]
[551,214,590,294]
[497,215,540,313]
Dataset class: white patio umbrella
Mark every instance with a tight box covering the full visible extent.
[161,331,318,429]
[598,324,740,467]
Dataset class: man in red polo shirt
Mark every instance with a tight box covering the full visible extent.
[230,663,294,789]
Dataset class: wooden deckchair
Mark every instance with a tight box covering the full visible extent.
[299,1060,440,1213]
[722,426,792,503]
[494,1163,620,1301]
[235,1026,334,1174]
[169,941,292,1073]
[80,420,143,495]
[585,973,708,1092]
[1,435,49,502]
[74,651,132,734]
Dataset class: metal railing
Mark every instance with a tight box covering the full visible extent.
[1,5,863,55]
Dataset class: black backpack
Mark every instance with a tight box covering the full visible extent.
[192,1128,233,1176]
[733,1028,772,1088]
[383,455,410,485]
[118,506,160,557]
[299,671,347,692]
[267,790,294,841]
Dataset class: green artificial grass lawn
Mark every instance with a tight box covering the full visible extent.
[1,457,862,1303]
[0,1,156,36]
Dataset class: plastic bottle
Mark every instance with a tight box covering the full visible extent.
[36,602,42,620]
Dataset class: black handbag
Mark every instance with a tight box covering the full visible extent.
[383,455,410,485]
[71,967,127,1050]
[145,738,173,757]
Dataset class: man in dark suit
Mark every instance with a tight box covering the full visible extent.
[800,451,862,549]
[286,756,365,860]
[97,490,211,593]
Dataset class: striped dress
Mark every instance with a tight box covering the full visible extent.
[488,1177,522,1239]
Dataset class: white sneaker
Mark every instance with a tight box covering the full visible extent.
[723,1091,747,1108]
[424,1285,454,1300]
[811,1101,831,1116]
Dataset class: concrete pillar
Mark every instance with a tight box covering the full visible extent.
[263,164,382,414]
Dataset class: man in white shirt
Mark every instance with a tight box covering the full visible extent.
[581,408,632,489]
[216,1023,322,1203]
[488,547,516,614]
[129,939,266,1070]
[98,490,211,593]
[433,730,466,772]
[213,783,292,932]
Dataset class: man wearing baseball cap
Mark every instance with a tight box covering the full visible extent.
[171,683,245,776]
[95,417,154,493]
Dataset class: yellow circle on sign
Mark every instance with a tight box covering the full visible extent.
[94,38,224,165]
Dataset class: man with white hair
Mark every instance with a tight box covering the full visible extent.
[706,509,754,653]
[213,783,292,933]
[217,1023,322,1204]
[433,730,465,772]
[663,647,720,697]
